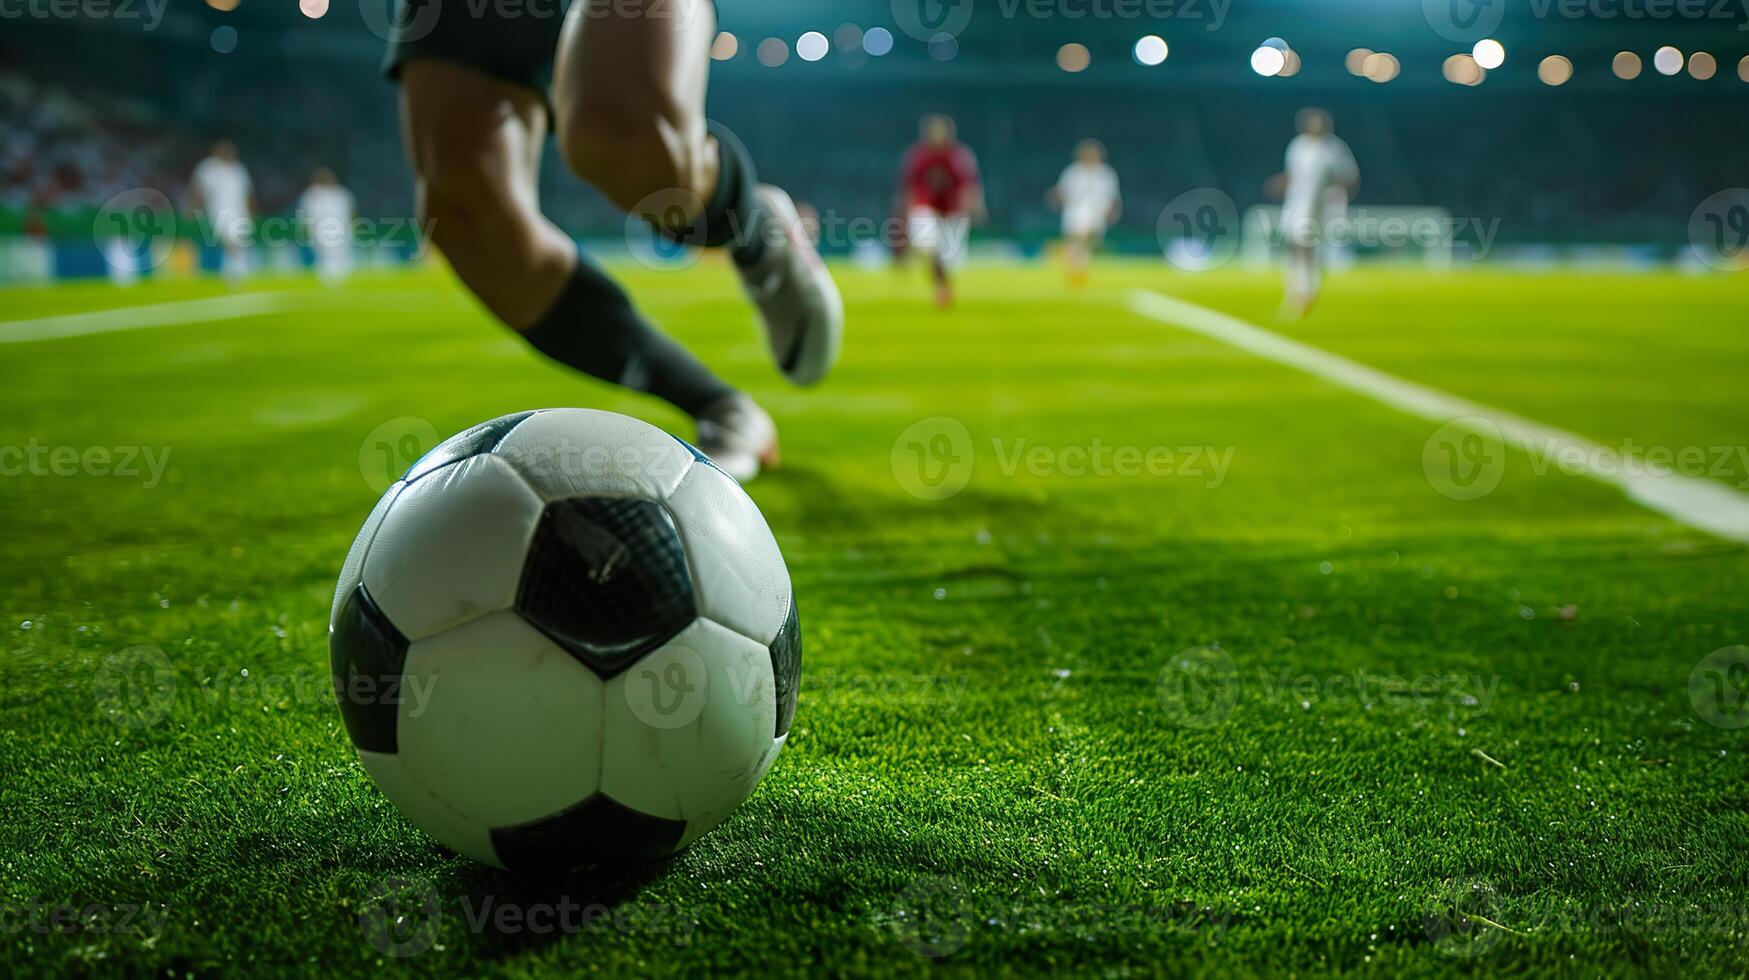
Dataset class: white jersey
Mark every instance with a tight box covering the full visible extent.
[1283,134,1357,216]
[1057,162,1120,216]
[191,157,253,221]
[299,184,356,248]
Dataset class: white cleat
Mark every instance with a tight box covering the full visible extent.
[737,185,844,387]
[694,393,780,483]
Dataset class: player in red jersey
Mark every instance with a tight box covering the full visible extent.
[897,115,984,308]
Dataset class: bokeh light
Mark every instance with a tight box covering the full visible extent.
[205,0,238,10]
[834,24,863,52]
[1537,55,1573,86]
[1278,48,1301,78]
[1654,46,1684,76]
[1345,48,1373,76]
[1688,51,1716,80]
[1362,52,1400,83]
[1250,44,1286,77]
[1740,55,1749,82]
[1443,54,1484,86]
[1057,43,1091,74]
[1472,39,1505,70]
[210,25,237,54]
[757,37,789,68]
[1612,51,1642,80]
[1133,35,1168,67]
[710,31,739,61]
[299,0,328,18]
[797,31,829,63]
[863,27,894,57]
[928,33,959,62]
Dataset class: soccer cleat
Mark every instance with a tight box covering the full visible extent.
[694,393,780,483]
[737,185,843,387]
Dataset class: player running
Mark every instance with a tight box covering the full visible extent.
[1047,139,1121,287]
[188,141,254,289]
[1269,108,1358,319]
[898,115,983,309]
[298,167,356,287]
[383,0,842,481]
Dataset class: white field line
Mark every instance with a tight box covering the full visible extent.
[0,292,295,343]
[1128,288,1749,544]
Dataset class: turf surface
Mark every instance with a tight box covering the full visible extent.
[2,261,1747,976]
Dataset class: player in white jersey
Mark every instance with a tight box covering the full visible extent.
[189,141,255,288]
[298,167,357,286]
[1271,109,1358,319]
[1048,139,1122,287]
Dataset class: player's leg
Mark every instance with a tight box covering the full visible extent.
[400,61,750,456]
[907,206,952,308]
[552,0,842,386]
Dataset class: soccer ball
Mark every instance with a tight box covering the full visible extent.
[329,409,800,871]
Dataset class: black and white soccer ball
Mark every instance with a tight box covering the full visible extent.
[329,409,800,871]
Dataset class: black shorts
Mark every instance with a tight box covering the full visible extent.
[381,0,572,97]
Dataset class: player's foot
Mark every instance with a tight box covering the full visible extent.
[694,392,779,483]
[933,283,954,309]
[736,185,843,387]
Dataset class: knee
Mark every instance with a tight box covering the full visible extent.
[558,99,711,215]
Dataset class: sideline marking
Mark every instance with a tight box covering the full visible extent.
[1128,288,1749,544]
[0,292,294,343]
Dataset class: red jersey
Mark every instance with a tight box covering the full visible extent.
[902,141,980,214]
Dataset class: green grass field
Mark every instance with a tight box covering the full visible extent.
[2,260,1747,977]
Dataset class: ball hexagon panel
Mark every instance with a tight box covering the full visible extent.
[402,411,538,484]
[491,794,688,871]
[359,749,501,867]
[516,496,697,678]
[664,460,792,647]
[678,733,786,850]
[598,618,778,824]
[331,482,401,630]
[361,453,545,642]
[493,408,695,503]
[395,611,605,831]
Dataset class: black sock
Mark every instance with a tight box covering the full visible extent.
[520,250,734,418]
[655,121,768,269]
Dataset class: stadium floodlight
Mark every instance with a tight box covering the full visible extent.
[1688,52,1716,80]
[1472,39,1505,70]
[1654,46,1684,76]
[1250,42,1287,78]
[863,27,894,57]
[1537,55,1573,86]
[797,32,829,63]
[1134,35,1168,67]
